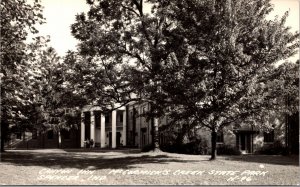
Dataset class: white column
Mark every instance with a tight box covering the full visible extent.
[80,112,85,148]
[90,111,95,147]
[58,130,61,148]
[112,110,117,148]
[122,110,126,146]
[100,113,106,148]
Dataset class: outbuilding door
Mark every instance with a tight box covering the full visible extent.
[237,132,253,153]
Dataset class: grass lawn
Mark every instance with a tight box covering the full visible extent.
[0,149,299,185]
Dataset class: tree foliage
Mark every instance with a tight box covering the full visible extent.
[1,0,84,151]
[25,44,84,133]
[71,0,298,158]
[156,0,299,159]
[251,61,299,128]
[71,0,174,149]
[1,0,45,151]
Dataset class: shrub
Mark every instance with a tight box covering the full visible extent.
[160,137,209,155]
[141,144,154,152]
[217,144,241,155]
[160,143,181,153]
[255,141,288,155]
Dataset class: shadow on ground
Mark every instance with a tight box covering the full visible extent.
[62,148,141,154]
[223,154,299,166]
[0,150,202,170]
[1,150,298,170]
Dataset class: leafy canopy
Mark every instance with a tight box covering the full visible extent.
[71,0,299,130]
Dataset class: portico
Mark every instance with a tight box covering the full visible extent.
[80,105,126,148]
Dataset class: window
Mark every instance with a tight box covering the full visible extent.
[105,114,110,123]
[141,128,146,133]
[216,131,224,143]
[84,112,91,126]
[47,130,54,139]
[120,113,123,122]
[132,108,138,117]
[94,111,101,128]
[264,131,274,143]
[32,129,37,139]
[142,132,146,146]
[16,132,22,140]
[62,130,70,139]
[159,133,164,145]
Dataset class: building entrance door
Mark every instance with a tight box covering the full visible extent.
[109,132,121,148]
[117,132,121,147]
[238,132,252,153]
[109,132,112,148]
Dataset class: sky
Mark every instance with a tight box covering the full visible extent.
[36,0,299,61]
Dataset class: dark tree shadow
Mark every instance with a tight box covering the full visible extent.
[222,154,299,166]
[62,148,142,154]
[0,150,202,170]
[1,150,297,171]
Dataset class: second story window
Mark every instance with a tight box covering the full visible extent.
[264,131,274,143]
[32,129,37,139]
[94,111,101,128]
[47,130,54,139]
[62,130,70,140]
[120,113,123,122]
[105,114,110,123]
[216,131,224,143]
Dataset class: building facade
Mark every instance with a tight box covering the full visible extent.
[5,101,299,154]
[80,105,127,148]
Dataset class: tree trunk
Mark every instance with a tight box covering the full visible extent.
[1,137,4,152]
[210,131,217,160]
[152,117,160,152]
[1,120,8,152]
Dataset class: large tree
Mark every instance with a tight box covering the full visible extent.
[1,0,44,152]
[71,0,299,157]
[71,0,172,150]
[25,44,85,147]
[153,0,299,159]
